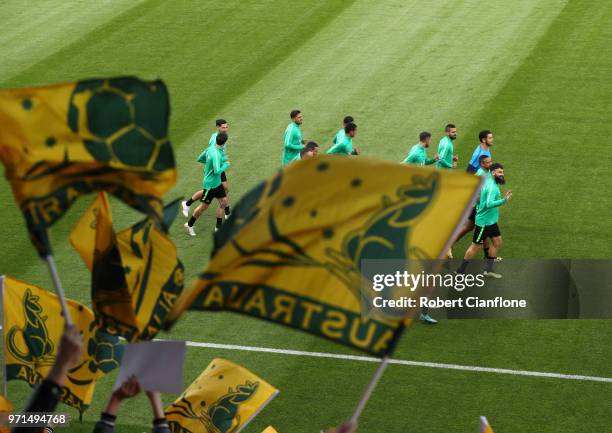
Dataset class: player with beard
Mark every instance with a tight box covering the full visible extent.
[282,110,305,166]
[456,163,512,278]
[435,123,458,169]
[453,154,492,245]
[182,119,231,219]
[466,130,494,173]
[402,131,439,165]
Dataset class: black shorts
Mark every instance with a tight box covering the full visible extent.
[472,223,501,244]
[468,206,477,222]
[200,185,226,204]
[221,171,227,182]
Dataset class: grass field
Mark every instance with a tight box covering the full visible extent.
[1,0,612,432]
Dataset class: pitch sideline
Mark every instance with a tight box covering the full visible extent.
[179,340,612,384]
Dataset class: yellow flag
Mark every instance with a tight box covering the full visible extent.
[480,416,495,433]
[70,194,184,341]
[1,276,122,414]
[0,77,176,255]
[69,191,113,271]
[166,358,278,433]
[261,427,279,433]
[167,156,480,355]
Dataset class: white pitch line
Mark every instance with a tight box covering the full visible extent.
[182,340,612,384]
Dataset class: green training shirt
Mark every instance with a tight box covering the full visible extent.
[326,135,354,155]
[435,136,454,169]
[402,143,435,166]
[282,122,303,166]
[202,146,229,189]
[475,177,506,227]
[475,167,491,178]
[332,128,345,145]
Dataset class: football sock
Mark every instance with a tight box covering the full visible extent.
[188,216,196,227]
[485,257,495,272]
[483,247,490,259]
[225,206,231,215]
[457,259,469,273]
[216,217,223,228]
[186,198,195,206]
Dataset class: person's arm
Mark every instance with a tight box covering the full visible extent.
[210,150,229,175]
[481,186,509,210]
[146,392,170,433]
[92,377,141,433]
[437,142,453,168]
[196,149,207,164]
[284,126,304,150]
[13,326,82,433]
[424,157,436,165]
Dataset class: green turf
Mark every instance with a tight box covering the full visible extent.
[1,0,612,432]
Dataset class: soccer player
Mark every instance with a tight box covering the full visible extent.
[466,130,494,173]
[454,154,492,242]
[435,123,458,169]
[183,132,230,236]
[182,119,231,218]
[326,123,359,155]
[402,132,439,165]
[300,141,319,159]
[456,163,512,278]
[282,110,305,166]
[332,115,354,145]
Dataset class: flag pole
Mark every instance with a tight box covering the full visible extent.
[0,276,8,397]
[349,355,390,423]
[44,255,73,326]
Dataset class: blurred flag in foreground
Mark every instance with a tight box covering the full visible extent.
[1,276,122,414]
[480,416,495,433]
[166,358,278,433]
[70,193,184,341]
[0,76,176,255]
[261,427,279,433]
[167,156,480,355]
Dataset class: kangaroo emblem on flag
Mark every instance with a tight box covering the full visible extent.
[6,288,55,366]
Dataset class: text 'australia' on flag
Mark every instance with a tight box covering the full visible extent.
[167,156,480,356]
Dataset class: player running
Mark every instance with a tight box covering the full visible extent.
[402,132,439,165]
[456,163,512,278]
[183,132,230,236]
[466,130,494,173]
[282,110,305,166]
[332,115,354,145]
[435,123,458,169]
[182,119,231,219]
[326,123,359,155]
[453,155,492,245]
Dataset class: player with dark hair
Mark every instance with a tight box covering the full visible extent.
[332,115,355,145]
[282,110,304,166]
[182,119,231,218]
[184,132,230,236]
[300,141,319,159]
[402,131,439,165]
[466,130,494,173]
[456,162,512,278]
[327,122,359,155]
[435,123,458,169]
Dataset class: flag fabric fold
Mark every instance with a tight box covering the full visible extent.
[167,156,480,355]
[0,76,176,255]
[480,416,495,433]
[70,193,184,341]
[166,358,278,433]
[1,276,122,414]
